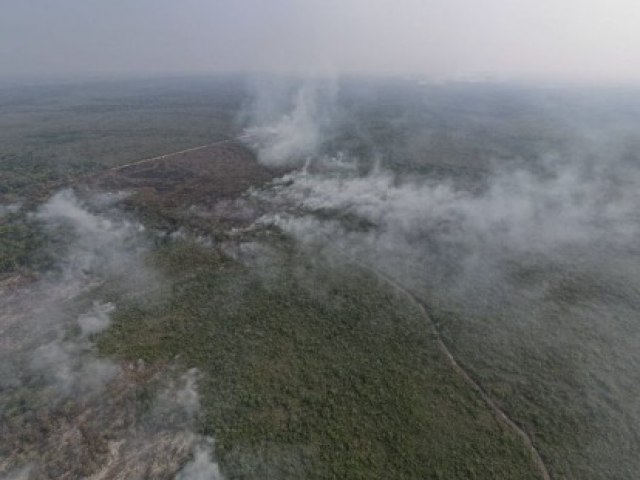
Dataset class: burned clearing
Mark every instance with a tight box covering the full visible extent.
[93,142,274,203]
[87,141,279,235]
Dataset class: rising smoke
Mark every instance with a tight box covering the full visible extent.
[0,190,223,479]
[244,80,640,478]
[243,78,338,167]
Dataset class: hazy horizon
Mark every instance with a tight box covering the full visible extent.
[3,4,640,477]
[2,0,640,84]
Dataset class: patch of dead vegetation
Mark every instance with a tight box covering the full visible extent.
[1,361,202,480]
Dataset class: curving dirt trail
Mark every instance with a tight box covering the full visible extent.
[343,253,552,480]
[83,139,552,479]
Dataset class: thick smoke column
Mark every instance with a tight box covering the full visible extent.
[243,78,337,167]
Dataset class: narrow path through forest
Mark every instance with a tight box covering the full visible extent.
[106,136,243,173]
[90,139,552,479]
[343,254,552,480]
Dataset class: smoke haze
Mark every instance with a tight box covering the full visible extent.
[2,1,640,475]
[0,191,223,479]
[3,1,640,83]
[245,79,640,477]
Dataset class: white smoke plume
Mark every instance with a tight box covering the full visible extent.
[175,438,224,480]
[243,79,337,167]
[0,190,222,479]
[247,83,640,477]
[78,301,116,337]
[261,156,640,256]
[34,189,155,292]
[29,334,119,396]
[1,189,151,398]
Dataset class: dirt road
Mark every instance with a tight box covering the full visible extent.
[343,253,552,480]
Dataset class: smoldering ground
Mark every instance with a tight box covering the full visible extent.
[245,80,640,478]
[0,190,222,479]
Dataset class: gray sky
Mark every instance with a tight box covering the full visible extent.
[2,0,640,82]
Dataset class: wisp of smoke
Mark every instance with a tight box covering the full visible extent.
[0,203,21,217]
[0,190,223,479]
[175,438,224,480]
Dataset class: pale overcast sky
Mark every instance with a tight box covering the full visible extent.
[1,0,640,82]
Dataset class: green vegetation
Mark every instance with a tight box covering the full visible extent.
[5,78,634,478]
[0,77,243,276]
[0,77,243,197]
[425,280,634,480]
[100,239,542,479]
[0,212,54,274]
